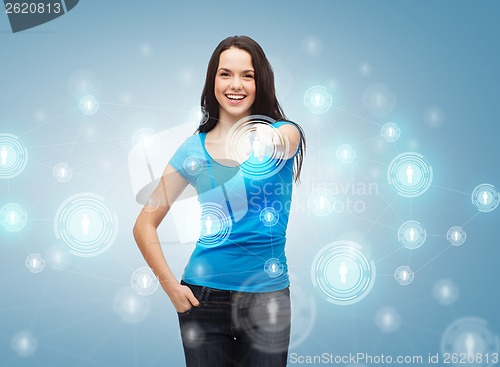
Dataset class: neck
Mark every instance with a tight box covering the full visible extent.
[210,110,249,139]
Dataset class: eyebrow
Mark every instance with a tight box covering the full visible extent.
[217,68,255,73]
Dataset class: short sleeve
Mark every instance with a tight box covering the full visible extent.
[271,120,303,158]
[168,138,190,182]
[168,135,205,184]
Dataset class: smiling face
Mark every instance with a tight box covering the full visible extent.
[214,47,256,124]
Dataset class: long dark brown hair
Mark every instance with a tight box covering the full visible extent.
[197,35,305,182]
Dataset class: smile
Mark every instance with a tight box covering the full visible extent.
[226,94,246,100]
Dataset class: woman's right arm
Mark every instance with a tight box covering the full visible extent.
[132,163,199,313]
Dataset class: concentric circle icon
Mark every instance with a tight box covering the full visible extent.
[198,202,231,247]
[25,253,45,273]
[53,162,72,183]
[79,95,99,115]
[230,276,291,353]
[260,207,279,227]
[143,193,161,212]
[183,156,205,176]
[398,220,426,249]
[472,184,499,212]
[394,265,414,285]
[0,133,28,179]
[131,267,159,296]
[441,317,499,367]
[447,226,466,246]
[264,258,284,278]
[54,193,118,257]
[0,203,27,232]
[225,115,290,179]
[311,240,376,305]
[388,152,433,197]
[304,86,332,114]
[381,122,401,142]
[336,144,356,164]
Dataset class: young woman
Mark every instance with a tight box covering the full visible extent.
[133,35,305,367]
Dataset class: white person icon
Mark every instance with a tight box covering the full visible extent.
[1,147,8,166]
[339,261,348,284]
[204,215,213,235]
[81,213,90,235]
[406,164,414,184]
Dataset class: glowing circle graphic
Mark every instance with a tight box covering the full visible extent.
[311,241,376,305]
[304,86,332,114]
[131,267,159,296]
[388,152,433,197]
[260,207,279,227]
[198,202,231,247]
[381,122,401,142]
[264,257,284,278]
[183,156,205,176]
[472,184,499,212]
[230,282,291,353]
[25,253,45,273]
[336,144,356,164]
[375,307,402,333]
[79,95,99,115]
[433,279,459,306]
[398,220,426,249]
[113,287,151,324]
[143,193,161,213]
[54,193,118,257]
[441,317,499,367]
[225,115,290,179]
[53,162,72,183]
[0,133,28,179]
[447,226,466,246]
[11,331,37,357]
[308,188,335,216]
[0,203,27,232]
[394,265,414,285]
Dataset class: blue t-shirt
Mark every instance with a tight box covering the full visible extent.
[168,121,300,292]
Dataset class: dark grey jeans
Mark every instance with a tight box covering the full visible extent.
[177,280,291,367]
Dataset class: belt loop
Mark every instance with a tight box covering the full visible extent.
[256,291,266,304]
[198,286,206,304]
[201,287,211,305]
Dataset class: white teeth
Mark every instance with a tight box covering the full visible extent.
[226,94,245,100]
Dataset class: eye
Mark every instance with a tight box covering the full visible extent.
[243,74,254,79]
[219,72,230,77]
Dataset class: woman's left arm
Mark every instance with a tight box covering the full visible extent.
[277,123,302,159]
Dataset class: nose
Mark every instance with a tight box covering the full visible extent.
[231,78,243,91]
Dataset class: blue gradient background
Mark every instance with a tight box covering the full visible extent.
[1,1,499,366]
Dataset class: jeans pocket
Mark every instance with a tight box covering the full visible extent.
[176,282,206,316]
[177,307,193,316]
